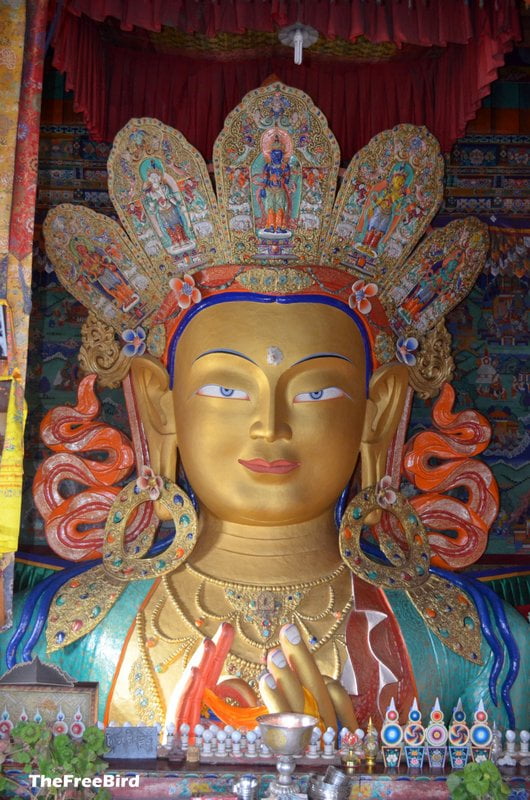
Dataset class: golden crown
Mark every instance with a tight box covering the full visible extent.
[43,81,487,391]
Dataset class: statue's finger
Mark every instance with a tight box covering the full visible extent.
[324,677,358,731]
[279,623,337,731]
[167,637,215,732]
[267,647,305,712]
[185,666,208,733]
[205,622,235,688]
[258,671,290,713]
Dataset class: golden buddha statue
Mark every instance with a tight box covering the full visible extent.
[5,83,528,733]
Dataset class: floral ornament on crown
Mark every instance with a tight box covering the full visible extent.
[376,475,397,508]
[170,273,202,309]
[136,466,164,501]
[349,280,378,315]
[396,336,419,366]
[121,327,146,357]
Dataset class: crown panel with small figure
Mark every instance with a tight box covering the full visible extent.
[321,125,445,278]
[213,83,340,264]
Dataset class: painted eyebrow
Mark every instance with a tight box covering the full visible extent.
[291,352,353,367]
[194,348,258,365]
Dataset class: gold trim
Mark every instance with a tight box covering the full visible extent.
[409,319,455,398]
[79,311,130,388]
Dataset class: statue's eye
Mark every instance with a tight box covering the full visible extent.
[293,387,347,403]
[196,384,249,400]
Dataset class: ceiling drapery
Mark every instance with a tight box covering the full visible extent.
[52,0,521,157]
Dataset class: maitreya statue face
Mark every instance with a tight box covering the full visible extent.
[131,299,407,528]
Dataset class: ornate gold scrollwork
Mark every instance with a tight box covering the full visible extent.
[79,311,130,388]
[409,319,454,399]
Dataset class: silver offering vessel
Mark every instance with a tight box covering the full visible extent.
[257,712,318,798]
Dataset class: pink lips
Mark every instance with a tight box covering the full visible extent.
[238,458,300,474]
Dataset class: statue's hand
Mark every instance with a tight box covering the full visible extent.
[167,622,357,735]
[258,624,358,733]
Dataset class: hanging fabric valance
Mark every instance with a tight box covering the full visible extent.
[61,0,520,43]
[52,1,521,157]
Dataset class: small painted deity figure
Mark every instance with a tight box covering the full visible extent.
[260,134,292,234]
[363,170,408,249]
[398,247,463,327]
[75,242,140,313]
[140,158,195,255]
[352,164,412,257]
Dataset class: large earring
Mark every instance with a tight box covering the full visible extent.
[339,478,430,590]
[102,468,197,581]
[339,478,482,665]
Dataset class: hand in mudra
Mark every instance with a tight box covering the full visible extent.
[166,622,357,734]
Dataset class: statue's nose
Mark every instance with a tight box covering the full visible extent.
[249,393,292,442]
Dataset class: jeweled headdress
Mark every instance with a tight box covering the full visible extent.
[44,81,487,397]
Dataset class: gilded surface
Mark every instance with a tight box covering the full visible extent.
[111,562,353,724]
[79,311,130,388]
[101,478,197,582]
[157,564,351,687]
[408,575,482,665]
[409,319,455,399]
[339,487,482,665]
[238,266,314,293]
[46,565,125,653]
[339,486,431,592]
[38,82,505,728]
[213,82,340,266]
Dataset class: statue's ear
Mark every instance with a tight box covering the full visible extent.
[129,356,177,482]
[360,363,409,492]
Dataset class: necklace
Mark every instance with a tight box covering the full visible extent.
[185,562,348,643]
[142,562,353,688]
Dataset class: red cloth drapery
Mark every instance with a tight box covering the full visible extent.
[53,1,521,158]
[62,0,520,42]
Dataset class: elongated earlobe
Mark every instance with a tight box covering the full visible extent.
[360,363,409,522]
[129,356,177,519]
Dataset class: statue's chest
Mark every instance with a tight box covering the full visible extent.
[130,566,353,714]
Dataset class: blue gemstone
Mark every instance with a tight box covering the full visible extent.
[173,494,183,505]
[55,631,66,643]
[352,507,362,520]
